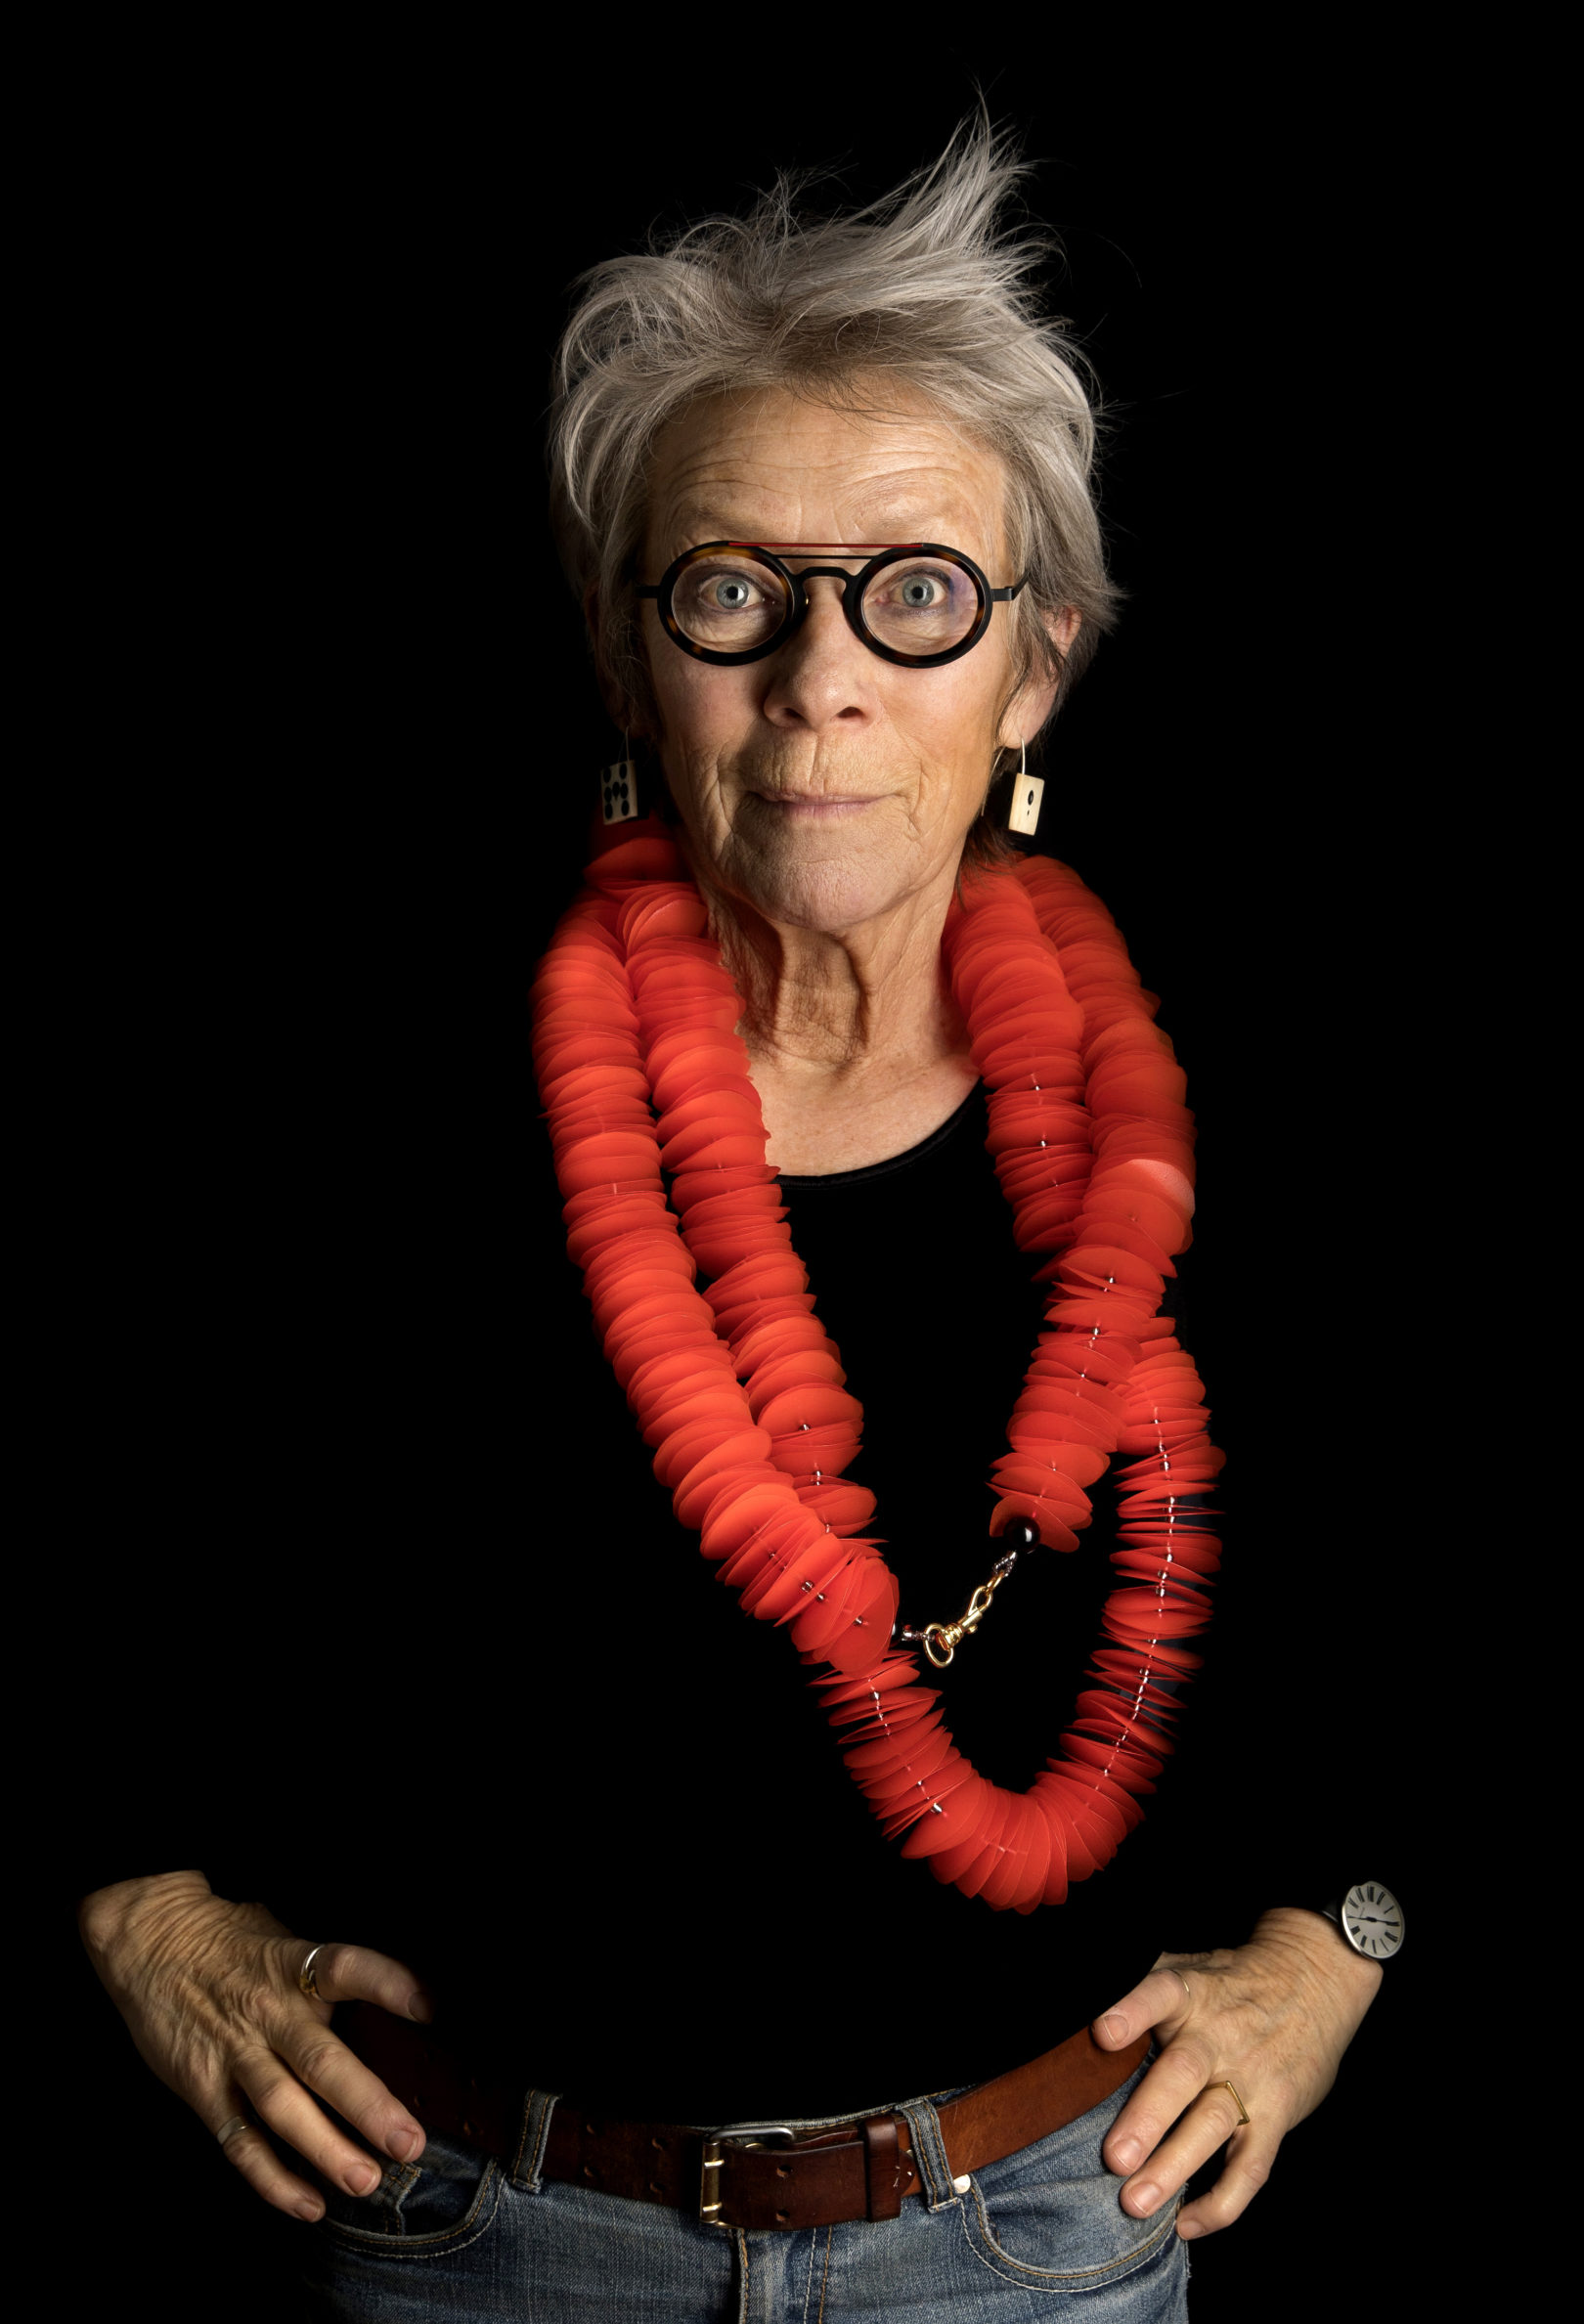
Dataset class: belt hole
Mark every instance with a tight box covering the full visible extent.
[650,2134,667,2150]
[775,2165,791,2178]
[774,2209,789,2224]
[649,2178,664,2196]
[584,2123,598,2137]
[582,2164,598,2180]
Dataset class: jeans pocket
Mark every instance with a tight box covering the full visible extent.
[961,2058,1183,2294]
[966,2171,1181,2295]
[312,2119,504,2257]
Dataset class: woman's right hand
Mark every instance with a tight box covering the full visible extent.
[76,1870,434,2221]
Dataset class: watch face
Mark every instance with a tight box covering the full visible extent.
[1342,1881,1404,1960]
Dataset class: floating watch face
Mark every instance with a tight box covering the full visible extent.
[1341,1881,1404,1960]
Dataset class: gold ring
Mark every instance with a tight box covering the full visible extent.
[1170,1969,1193,2008]
[298,1943,328,2000]
[1215,2080,1251,2126]
[216,2114,253,2148]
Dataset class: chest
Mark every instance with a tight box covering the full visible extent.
[751,1051,979,1174]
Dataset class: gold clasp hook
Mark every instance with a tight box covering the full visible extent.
[907,1554,1020,1669]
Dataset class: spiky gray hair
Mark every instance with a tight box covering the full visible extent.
[547,117,1122,845]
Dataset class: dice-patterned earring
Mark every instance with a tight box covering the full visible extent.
[1005,738,1044,837]
[600,734,640,825]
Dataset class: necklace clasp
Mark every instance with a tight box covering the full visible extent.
[905,1551,1021,1669]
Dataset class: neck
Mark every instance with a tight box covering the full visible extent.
[721,900,960,1070]
[692,859,977,1172]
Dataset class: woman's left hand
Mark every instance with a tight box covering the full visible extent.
[1091,1907,1384,2240]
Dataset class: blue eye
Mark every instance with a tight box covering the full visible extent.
[672,553,789,649]
[862,560,978,653]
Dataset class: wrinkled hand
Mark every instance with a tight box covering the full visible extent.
[1091,1907,1383,2239]
[77,1870,435,2222]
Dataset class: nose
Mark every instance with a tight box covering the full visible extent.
[760,572,872,732]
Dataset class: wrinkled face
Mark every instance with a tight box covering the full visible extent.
[635,383,1061,937]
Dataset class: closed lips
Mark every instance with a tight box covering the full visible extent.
[753,794,880,811]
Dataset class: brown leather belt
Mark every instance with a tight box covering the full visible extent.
[338,2002,1150,2233]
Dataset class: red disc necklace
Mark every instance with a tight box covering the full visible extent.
[531,830,1222,1913]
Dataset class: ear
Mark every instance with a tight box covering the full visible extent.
[998,606,1080,753]
[585,582,648,739]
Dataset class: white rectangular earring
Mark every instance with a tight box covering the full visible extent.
[1006,740,1043,836]
[600,736,640,825]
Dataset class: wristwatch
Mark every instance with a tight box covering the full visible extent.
[1315,1880,1405,1962]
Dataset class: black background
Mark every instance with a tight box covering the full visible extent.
[57,34,1451,2319]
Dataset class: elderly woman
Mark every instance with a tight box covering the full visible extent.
[76,125,1398,2321]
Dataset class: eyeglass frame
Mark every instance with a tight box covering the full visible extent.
[636,542,1028,670]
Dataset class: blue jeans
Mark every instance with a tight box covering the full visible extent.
[296,2053,1187,2320]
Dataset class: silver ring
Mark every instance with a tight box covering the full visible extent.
[298,1943,329,2000]
[216,2114,253,2148]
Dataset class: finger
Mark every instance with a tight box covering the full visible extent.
[1170,2128,1272,2240]
[239,2042,420,2204]
[274,2010,427,2170]
[288,1939,434,2026]
[211,2098,330,2223]
[1092,1965,1194,2053]
[1102,2036,1219,2178]
[1116,2082,1256,2220]
[1175,2127,1278,2239]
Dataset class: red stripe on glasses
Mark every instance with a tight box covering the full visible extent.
[726,543,925,553]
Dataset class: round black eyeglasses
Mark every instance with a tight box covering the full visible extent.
[637,543,1027,670]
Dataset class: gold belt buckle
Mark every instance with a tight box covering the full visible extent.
[698,2124,794,2228]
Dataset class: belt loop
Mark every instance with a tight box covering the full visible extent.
[898,2096,959,2214]
[509,2087,560,2192]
